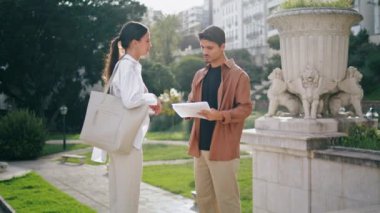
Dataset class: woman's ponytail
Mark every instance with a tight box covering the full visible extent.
[102,22,148,84]
[102,36,120,84]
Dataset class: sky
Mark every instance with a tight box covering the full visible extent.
[136,0,204,14]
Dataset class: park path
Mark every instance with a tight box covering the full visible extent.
[3,139,253,213]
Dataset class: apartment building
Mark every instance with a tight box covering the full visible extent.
[212,0,244,50]
[179,6,205,36]
[354,0,380,43]
[242,0,268,65]
[210,0,380,63]
[176,0,379,59]
[141,8,164,27]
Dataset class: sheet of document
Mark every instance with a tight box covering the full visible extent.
[172,102,210,119]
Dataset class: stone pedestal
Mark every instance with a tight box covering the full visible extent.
[241,117,344,213]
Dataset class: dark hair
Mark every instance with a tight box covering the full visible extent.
[198,25,225,46]
[102,21,148,83]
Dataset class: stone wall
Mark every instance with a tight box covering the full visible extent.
[312,147,380,212]
[242,117,380,213]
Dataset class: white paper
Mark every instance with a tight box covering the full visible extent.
[91,147,107,163]
[172,102,210,119]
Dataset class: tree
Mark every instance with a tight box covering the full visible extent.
[348,30,380,96]
[226,49,263,85]
[348,29,372,67]
[150,15,181,65]
[263,54,282,80]
[172,55,205,97]
[0,0,146,130]
[267,35,280,50]
[141,60,177,96]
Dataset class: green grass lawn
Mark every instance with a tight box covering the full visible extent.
[142,158,253,213]
[146,131,189,141]
[63,151,107,165]
[143,143,191,161]
[0,172,95,213]
[47,133,80,140]
[61,143,249,164]
[42,143,90,156]
[244,111,266,129]
[61,143,191,165]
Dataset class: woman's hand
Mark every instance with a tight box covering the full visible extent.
[149,99,162,115]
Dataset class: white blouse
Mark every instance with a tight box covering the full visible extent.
[110,54,156,150]
[91,54,156,162]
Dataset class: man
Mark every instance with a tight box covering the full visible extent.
[187,25,252,213]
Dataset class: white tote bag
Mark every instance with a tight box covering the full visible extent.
[80,60,148,154]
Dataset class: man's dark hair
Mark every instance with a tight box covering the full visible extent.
[198,25,225,46]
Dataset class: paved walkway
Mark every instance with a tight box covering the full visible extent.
[2,140,253,213]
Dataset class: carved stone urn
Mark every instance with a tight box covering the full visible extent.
[267,8,363,119]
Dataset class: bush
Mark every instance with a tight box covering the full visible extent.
[0,110,47,160]
[150,88,184,132]
[339,125,380,151]
[149,115,183,132]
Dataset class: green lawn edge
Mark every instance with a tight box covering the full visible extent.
[0,172,95,213]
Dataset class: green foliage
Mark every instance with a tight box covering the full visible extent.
[244,111,266,129]
[150,15,181,65]
[348,30,380,96]
[365,87,380,100]
[0,0,147,131]
[348,30,371,67]
[282,0,353,9]
[263,54,282,81]
[142,159,253,213]
[267,35,280,50]
[149,115,183,132]
[141,60,177,96]
[0,110,46,160]
[172,55,205,96]
[226,49,264,85]
[361,51,380,94]
[0,172,95,212]
[149,88,184,131]
[158,88,184,116]
[339,125,380,150]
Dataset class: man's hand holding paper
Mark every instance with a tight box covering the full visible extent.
[198,108,223,121]
[172,102,211,119]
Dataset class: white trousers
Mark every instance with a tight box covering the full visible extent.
[108,148,142,213]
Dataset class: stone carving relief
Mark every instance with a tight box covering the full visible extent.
[265,66,364,119]
[266,9,364,120]
[288,65,336,119]
[329,66,364,118]
[266,68,301,117]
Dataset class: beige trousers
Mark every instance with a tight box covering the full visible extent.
[108,148,142,213]
[194,151,241,213]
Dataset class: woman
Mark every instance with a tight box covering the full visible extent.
[93,21,161,213]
